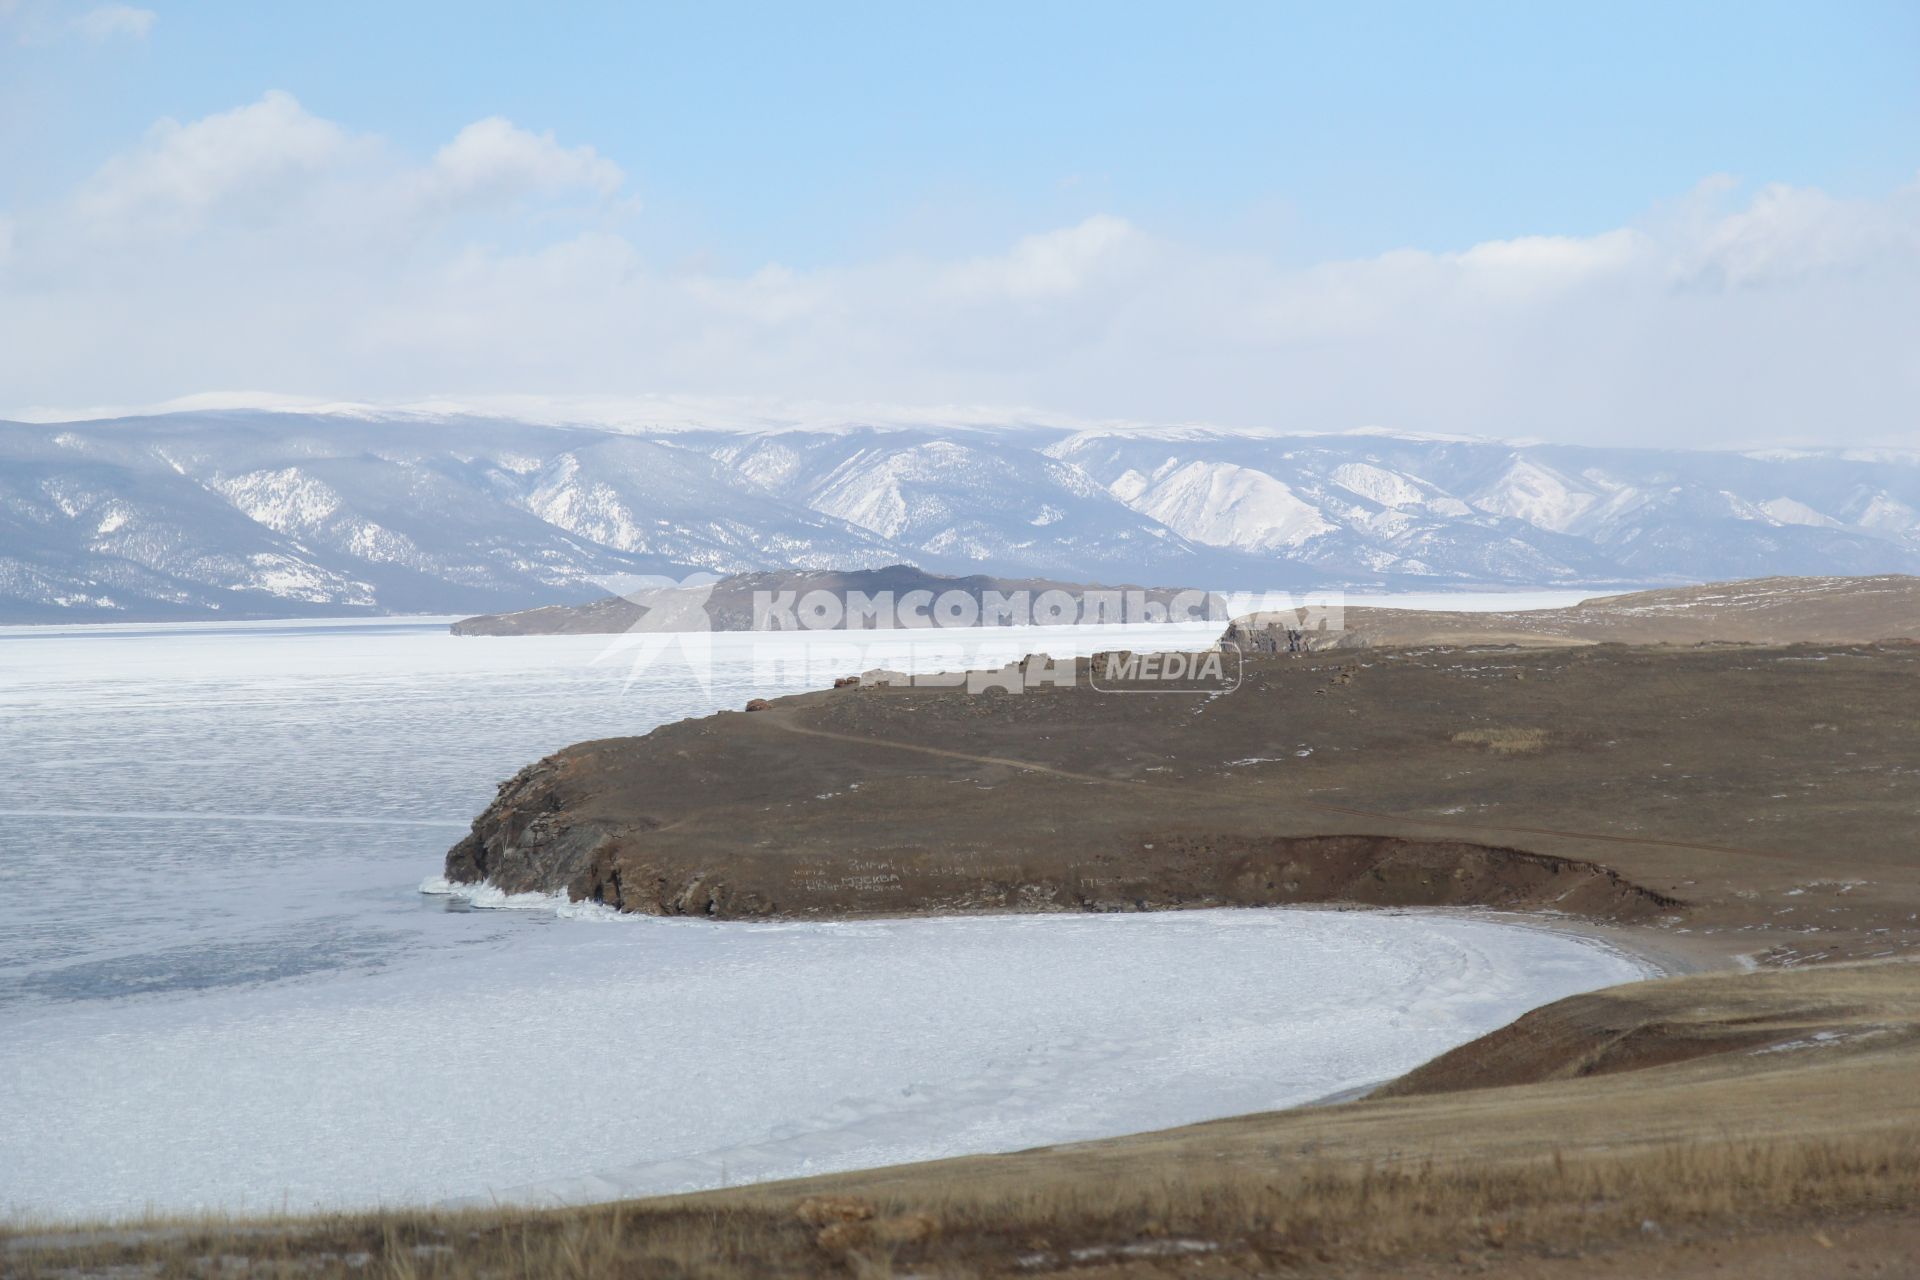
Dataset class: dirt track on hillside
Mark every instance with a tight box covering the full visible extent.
[764,714,1794,861]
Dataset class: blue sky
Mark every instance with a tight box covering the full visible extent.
[11,1,1917,266]
[2,2,1917,444]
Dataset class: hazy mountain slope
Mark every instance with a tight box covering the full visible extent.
[3,410,1918,622]
[684,427,1258,582]
[1047,431,1633,583]
[0,414,906,622]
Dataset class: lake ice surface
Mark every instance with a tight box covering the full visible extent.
[0,609,1644,1221]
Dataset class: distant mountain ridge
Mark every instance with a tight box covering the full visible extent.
[3,409,1919,622]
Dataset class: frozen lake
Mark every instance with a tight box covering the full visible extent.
[0,606,1641,1221]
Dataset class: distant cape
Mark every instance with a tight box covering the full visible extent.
[449,565,1222,635]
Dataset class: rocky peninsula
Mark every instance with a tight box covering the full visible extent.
[443,576,1920,972]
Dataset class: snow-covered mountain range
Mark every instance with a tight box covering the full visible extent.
[3,409,1917,622]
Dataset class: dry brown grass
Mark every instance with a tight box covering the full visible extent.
[1450,726,1550,754]
[8,1129,1918,1278]
[10,963,1920,1277]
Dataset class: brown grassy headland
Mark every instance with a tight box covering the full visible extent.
[1231,573,1920,651]
[445,638,1920,969]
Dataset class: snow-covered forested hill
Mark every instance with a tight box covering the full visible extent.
[2,410,1916,621]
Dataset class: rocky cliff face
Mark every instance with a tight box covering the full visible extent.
[444,758,603,896]
[446,794,1677,922]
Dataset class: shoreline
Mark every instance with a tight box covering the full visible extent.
[1426,904,1744,978]
[5,899,1696,1233]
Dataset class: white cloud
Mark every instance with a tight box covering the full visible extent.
[74,91,351,231]
[59,92,629,256]
[423,117,623,205]
[3,0,154,44]
[4,94,1917,450]
[942,215,1144,299]
[1449,229,1644,288]
[73,3,154,41]
[1675,180,1920,289]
